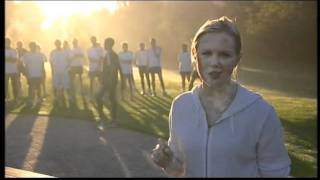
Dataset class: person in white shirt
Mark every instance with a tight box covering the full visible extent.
[49,39,72,107]
[150,16,291,177]
[87,36,104,99]
[36,44,48,99]
[118,42,136,100]
[22,42,46,106]
[135,42,151,95]
[148,38,167,96]
[177,43,192,92]
[69,38,85,98]
[188,60,200,91]
[5,38,19,103]
[16,41,28,99]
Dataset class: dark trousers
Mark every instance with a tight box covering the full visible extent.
[96,82,118,121]
[5,73,19,100]
[188,69,199,91]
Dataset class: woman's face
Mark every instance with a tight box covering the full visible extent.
[196,32,239,87]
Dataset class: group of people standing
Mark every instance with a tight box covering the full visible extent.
[5,36,198,125]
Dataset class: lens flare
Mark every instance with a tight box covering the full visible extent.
[33,1,126,30]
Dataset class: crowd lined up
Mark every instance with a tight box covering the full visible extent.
[5,37,199,109]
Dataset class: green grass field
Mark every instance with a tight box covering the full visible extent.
[5,65,317,177]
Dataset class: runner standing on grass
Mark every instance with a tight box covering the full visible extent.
[177,43,192,92]
[36,44,48,100]
[5,38,19,104]
[87,36,104,101]
[147,38,167,96]
[135,42,151,95]
[49,40,72,107]
[16,41,28,99]
[69,38,85,98]
[118,42,136,100]
[95,37,123,128]
[22,42,46,106]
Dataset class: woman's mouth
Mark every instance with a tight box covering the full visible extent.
[208,71,222,80]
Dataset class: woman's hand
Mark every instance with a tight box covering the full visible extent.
[150,138,173,168]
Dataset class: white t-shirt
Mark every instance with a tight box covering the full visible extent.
[70,47,84,67]
[50,49,70,74]
[177,52,192,72]
[87,46,104,72]
[22,52,45,78]
[166,84,291,177]
[5,48,18,74]
[118,51,134,75]
[148,47,161,68]
[135,50,149,66]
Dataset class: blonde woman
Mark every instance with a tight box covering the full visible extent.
[150,16,291,177]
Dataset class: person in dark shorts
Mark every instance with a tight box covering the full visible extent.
[87,36,104,100]
[16,41,28,98]
[95,37,123,128]
[5,38,19,103]
[36,44,48,99]
[135,42,151,95]
[177,43,192,92]
[69,38,85,97]
[147,38,167,96]
[118,42,136,100]
[188,62,200,91]
[22,42,46,106]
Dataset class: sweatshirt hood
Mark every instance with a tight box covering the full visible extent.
[191,82,262,124]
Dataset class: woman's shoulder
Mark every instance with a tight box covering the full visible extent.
[172,91,194,106]
[172,87,201,109]
[237,84,275,115]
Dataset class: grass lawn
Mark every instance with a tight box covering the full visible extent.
[5,65,317,177]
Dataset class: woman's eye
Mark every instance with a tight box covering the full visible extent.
[219,52,230,58]
[201,51,212,56]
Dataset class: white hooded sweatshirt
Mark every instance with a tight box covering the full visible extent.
[166,83,291,177]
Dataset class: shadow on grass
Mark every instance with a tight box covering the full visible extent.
[48,96,95,122]
[289,152,317,177]
[5,114,38,169]
[238,67,316,99]
[116,94,171,139]
[281,117,317,149]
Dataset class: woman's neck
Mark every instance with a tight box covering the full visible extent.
[200,80,235,98]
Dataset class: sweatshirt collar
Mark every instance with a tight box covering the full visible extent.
[191,82,261,124]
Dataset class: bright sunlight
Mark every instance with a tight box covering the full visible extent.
[15,1,126,30]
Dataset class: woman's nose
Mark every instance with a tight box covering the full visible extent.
[208,54,220,66]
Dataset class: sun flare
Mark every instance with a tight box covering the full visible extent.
[32,1,125,30]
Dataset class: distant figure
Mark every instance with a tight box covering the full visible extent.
[22,42,46,106]
[177,43,192,92]
[148,38,167,96]
[96,37,123,128]
[36,44,48,99]
[150,16,291,177]
[49,40,72,107]
[135,42,151,95]
[16,41,28,98]
[69,38,85,97]
[188,60,200,91]
[62,41,74,103]
[87,36,104,100]
[118,42,136,100]
[5,38,19,103]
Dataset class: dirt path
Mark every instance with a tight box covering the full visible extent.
[5,113,167,177]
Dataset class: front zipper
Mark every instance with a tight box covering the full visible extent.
[205,126,211,177]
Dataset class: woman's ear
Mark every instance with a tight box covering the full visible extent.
[191,47,197,61]
[235,52,242,65]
